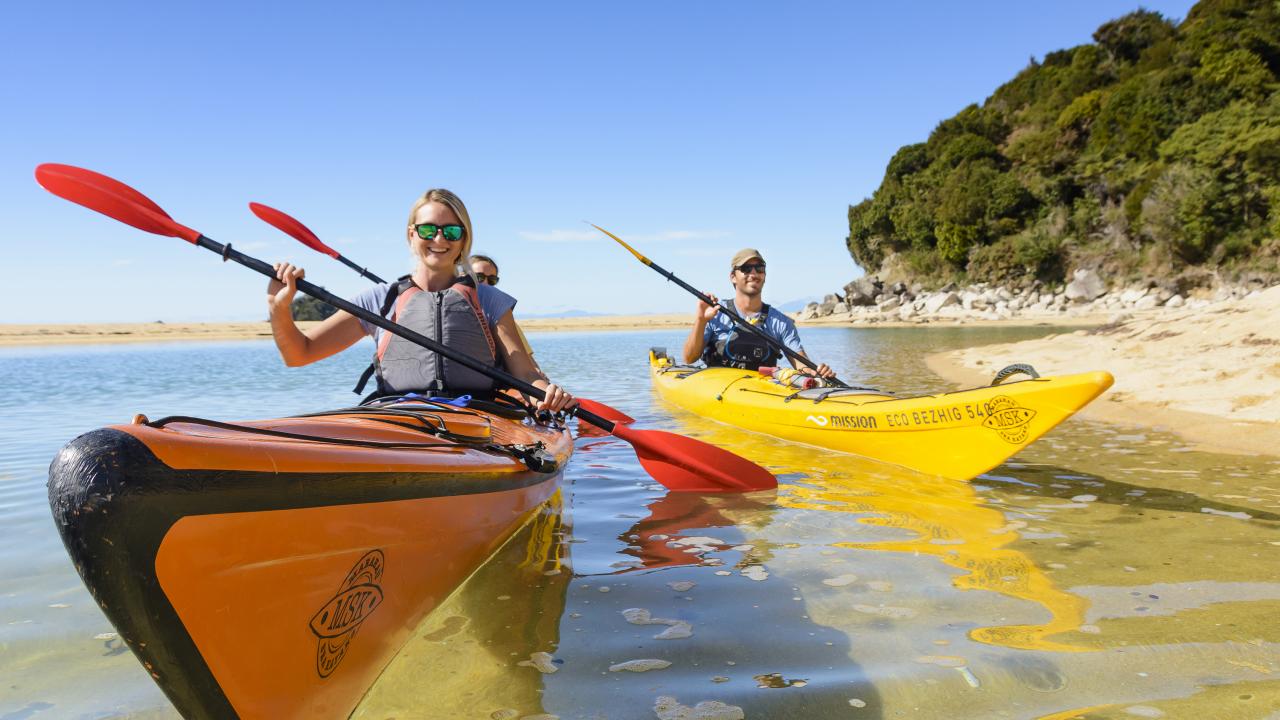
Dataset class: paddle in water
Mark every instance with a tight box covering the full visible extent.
[249,200,636,427]
[34,164,770,492]
[591,223,849,388]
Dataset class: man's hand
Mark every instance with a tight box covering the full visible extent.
[695,293,721,323]
[798,362,835,379]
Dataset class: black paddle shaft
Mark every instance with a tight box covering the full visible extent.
[336,255,385,284]
[192,235,614,431]
[642,258,848,387]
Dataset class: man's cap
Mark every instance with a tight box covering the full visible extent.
[730,248,765,270]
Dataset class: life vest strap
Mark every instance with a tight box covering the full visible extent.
[353,275,414,395]
[453,281,498,361]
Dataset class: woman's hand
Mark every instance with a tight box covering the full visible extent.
[267,262,305,313]
[695,293,721,323]
[537,382,576,414]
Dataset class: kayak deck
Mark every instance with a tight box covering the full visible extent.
[649,350,1112,480]
[49,398,571,720]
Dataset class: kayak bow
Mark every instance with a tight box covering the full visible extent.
[49,398,571,719]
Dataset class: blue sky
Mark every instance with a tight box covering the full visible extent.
[2,0,1196,323]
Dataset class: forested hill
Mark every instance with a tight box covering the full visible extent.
[847,0,1280,291]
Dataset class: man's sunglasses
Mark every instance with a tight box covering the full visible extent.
[475,272,499,286]
[412,223,466,242]
[735,262,767,275]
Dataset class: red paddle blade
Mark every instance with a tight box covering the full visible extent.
[612,424,776,492]
[34,164,200,243]
[575,397,635,425]
[41,163,173,220]
[249,202,338,258]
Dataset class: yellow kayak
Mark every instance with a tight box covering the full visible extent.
[649,349,1113,480]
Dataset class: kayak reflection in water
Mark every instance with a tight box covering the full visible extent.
[265,188,574,412]
[682,247,836,379]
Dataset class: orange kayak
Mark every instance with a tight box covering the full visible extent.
[49,397,572,720]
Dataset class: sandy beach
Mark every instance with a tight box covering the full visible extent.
[0,309,1119,347]
[0,322,286,346]
[0,314,693,346]
[926,285,1280,457]
[520,313,690,332]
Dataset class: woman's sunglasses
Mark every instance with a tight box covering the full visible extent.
[412,223,466,242]
[735,262,767,275]
[475,272,499,286]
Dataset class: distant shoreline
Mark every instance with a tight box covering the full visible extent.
[0,322,281,346]
[0,311,1144,347]
[522,314,690,332]
[0,314,696,346]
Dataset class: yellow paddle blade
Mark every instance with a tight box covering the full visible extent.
[589,223,651,266]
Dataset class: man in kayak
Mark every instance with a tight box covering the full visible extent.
[266,189,574,412]
[682,248,835,378]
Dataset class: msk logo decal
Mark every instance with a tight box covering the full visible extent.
[310,549,385,678]
[981,396,1036,444]
[806,415,829,427]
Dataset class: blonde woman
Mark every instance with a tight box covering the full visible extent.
[266,188,573,411]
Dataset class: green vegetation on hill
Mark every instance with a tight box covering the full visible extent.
[291,295,338,321]
[847,0,1280,289]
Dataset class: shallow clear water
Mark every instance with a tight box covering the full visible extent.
[1,328,1278,720]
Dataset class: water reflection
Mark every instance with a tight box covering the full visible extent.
[665,409,1091,653]
[540,483,881,719]
[611,491,776,575]
[354,491,573,719]
[644,401,1280,718]
[786,468,1091,653]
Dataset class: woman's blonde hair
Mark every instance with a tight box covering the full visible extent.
[406,188,474,277]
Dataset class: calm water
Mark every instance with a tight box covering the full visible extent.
[1,327,1278,720]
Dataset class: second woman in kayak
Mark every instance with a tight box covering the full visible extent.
[265,188,574,412]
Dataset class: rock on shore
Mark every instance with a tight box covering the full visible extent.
[795,269,1270,326]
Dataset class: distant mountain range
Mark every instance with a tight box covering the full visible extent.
[517,309,609,319]
[519,299,821,318]
[519,298,819,317]
[774,296,822,313]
